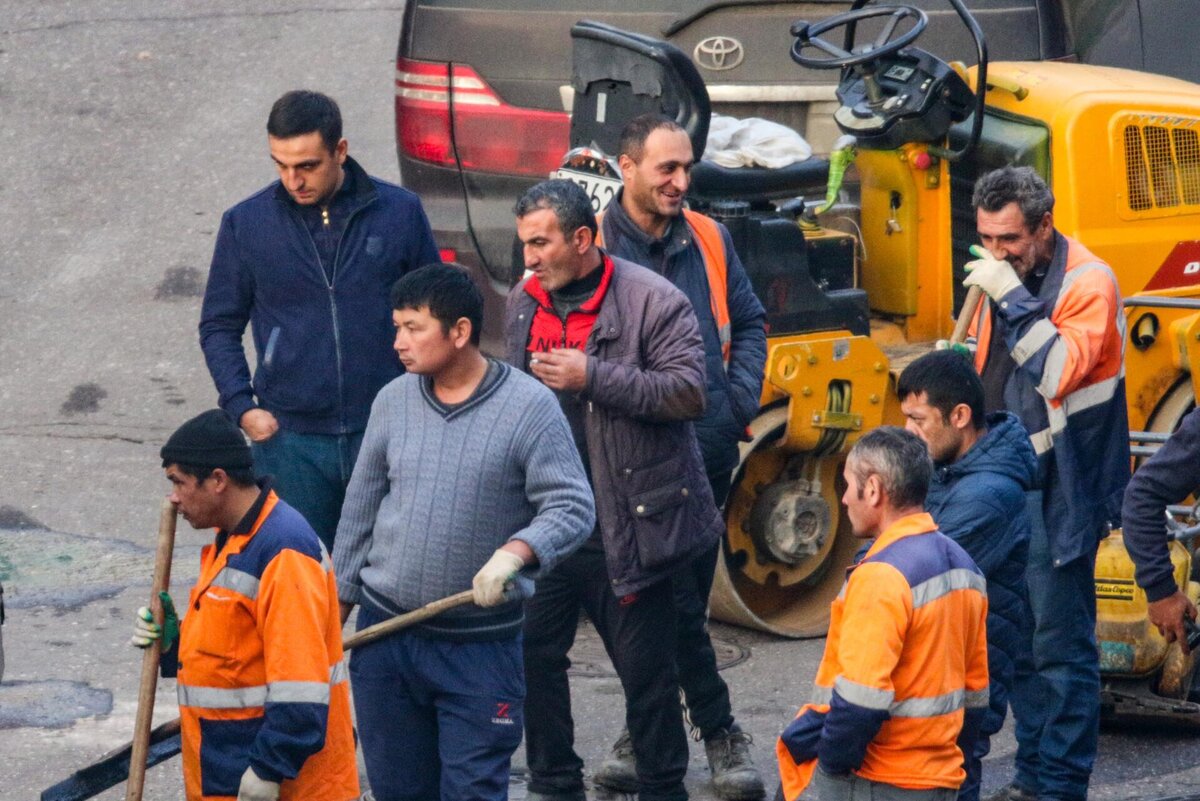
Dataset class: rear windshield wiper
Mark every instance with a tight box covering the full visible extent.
[664,0,843,37]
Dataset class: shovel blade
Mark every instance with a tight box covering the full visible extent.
[41,720,182,801]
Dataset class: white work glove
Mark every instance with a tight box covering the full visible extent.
[963,252,1022,301]
[130,607,160,649]
[472,549,526,607]
[237,766,280,801]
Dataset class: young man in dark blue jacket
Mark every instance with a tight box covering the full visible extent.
[596,113,767,801]
[898,350,1038,801]
[199,90,440,549]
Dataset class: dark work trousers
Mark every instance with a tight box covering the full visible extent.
[252,429,363,551]
[523,544,688,801]
[675,471,735,739]
[350,602,525,801]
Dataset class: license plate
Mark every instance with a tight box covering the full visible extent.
[553,168,622,214]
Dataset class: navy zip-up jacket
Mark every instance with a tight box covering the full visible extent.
[926,411,1037,739]
[601,191,766,477]
[199,157,440,435]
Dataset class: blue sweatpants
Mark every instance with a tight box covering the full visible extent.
[349,602,525,801]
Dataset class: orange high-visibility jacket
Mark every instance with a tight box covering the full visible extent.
[968,232,1129,566]
[776,513,990,799]
[175,490,358,801]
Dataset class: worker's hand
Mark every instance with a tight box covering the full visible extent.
[130,592,179,650]
[934,339,972,358]
[240,408,279,443]
[1148,590,1198,654]
[963,251,1022,301]
[530,349,588,392]
[472,549,526,607]
[237,766,280,801]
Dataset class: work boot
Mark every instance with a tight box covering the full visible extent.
[982,785,1038,801]
[526,792,587,801]
[704,727,766,800]
[592,727,638,793]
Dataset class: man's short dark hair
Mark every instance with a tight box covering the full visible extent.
[972,166,1055,231]
[390,263,483,346]
[174,463,257,488]
[514,179,597,238]
[618,114,686,163]
[897,350,985,431]
[848,426,932,509]
[267,90,343,152]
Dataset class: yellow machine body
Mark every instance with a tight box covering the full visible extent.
[711,61,1200,637]
[1095,532,1191,676]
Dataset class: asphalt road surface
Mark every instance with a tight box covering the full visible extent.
[3,2,1200,800]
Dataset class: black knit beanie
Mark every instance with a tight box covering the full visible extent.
[161,409,253,469]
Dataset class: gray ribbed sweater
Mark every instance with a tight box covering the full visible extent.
[332,360,595,638]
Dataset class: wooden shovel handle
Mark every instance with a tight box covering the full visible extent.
[343,590,476,650]
[125,498,177,801]
[951,285,984,346]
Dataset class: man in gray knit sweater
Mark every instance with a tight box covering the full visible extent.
[332,263,595,801]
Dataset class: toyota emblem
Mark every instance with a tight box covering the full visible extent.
[694,36,745,71]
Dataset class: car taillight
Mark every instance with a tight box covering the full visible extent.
[396,57,568,177]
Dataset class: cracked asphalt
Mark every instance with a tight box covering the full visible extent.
[3,2,1200,800]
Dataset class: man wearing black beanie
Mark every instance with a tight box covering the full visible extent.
[130,409,360,801]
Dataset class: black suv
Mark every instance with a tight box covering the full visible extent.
[393,0,1184,348]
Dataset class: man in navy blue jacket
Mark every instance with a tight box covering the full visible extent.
[200,90,440,549]
[1122,407,1200,650]
[898,350,1038,801]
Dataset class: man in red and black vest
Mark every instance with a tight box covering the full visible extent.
[507,178,724,801]
[595,113,768,800]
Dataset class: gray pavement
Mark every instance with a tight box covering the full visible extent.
[2,2,1200,800]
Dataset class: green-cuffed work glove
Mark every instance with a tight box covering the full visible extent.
[963,245,1022,301]
[934,339,972,358]
[130,592,179,651]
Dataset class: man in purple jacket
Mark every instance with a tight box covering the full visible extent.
[507,178,724,801]
[199,90,440,549]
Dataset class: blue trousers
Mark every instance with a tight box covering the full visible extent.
[349,603,525,801]
[252,429,363,551]
[1009,522,1100,801]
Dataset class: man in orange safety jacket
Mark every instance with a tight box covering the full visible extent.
[131,409,358,801]
[776,427,989,801]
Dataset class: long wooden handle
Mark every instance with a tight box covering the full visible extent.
[125,498,177,801]
[343,590,476,650]
[951,285,984,345]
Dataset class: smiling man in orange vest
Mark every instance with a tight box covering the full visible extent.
[132,409,358,801]
[593,112,768,801]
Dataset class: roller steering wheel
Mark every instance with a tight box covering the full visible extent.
[790,5,928,70]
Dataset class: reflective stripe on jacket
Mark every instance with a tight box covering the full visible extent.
[177,491,358,801]
[776,513,990,799]
[968,232,1130,565]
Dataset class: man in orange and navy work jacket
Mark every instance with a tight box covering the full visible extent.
[776,427,989,801]
[964,166,1128,801]
[131,409,358,801]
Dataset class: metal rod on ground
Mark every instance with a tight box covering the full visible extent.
[43,587,478,801]
[125,498,178,801]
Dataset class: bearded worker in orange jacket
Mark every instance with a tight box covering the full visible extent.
[131,409,359,801]
[777,427,990,801]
